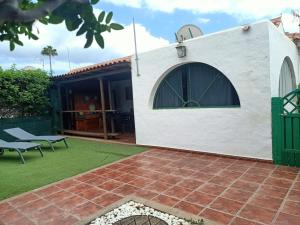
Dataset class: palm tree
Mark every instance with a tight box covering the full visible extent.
[41,46,58,76]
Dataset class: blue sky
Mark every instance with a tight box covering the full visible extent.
[97,1,252,41]
[0,0,299,75]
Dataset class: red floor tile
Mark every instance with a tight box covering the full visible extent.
[0,209,27,224]
[158,174,183,185]
[43,215,79,225]
[55,195,88,211]
[230,217,263,225]
[275,212,300,225]
[264,177,293,189]
[56,179,81,189]
[200,208,233,225]
[218,170,243,180]
[163,186,191,199]
[128,177,154,189]
[152,194,179,207]
[134,189,158,200]
[44,190,74,203]
[209,175,235,186]
[113,184,139,196]
[92,168,114,176]
[12,217,36,225]
[78,186,106,200]
[102,170,124,178]
[171,168,195,177]
[282,200,300,216]
[17,198,50,215]
[245,167,272,177]
[293,181,300,191]
[31,205,64,224]
[198,182,226,196]
[190,171,214,182]
[34,185,62,197]
[221,188,253,203]
[71,202,102,219]
[114,174,139,183]
[232,180,259,192]
[239,174,266,183]
[271,170,298,180]
[144,181,171,193]
[67,183,93,194]
[84,176,108,186]
[8,193,39,208]
[185,191,217,207]
[227,164,250,173]
[93,193,122,207]
[177,178,203,190]
[76,173,99,182]
[287,189,300,202]
[0,202,13,214]
[275,166,299,174]
[253,162,276,170]
[249,194,283,211]
[210,197,244,215]
[256,184,288,199]
[239,204,277,224]
[174,201,203,215]
[98,179,123,191]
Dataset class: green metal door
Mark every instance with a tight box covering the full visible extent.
[272,89,300,167]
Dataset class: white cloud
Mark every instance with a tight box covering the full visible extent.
[103,0,300,19]
[102,0,142,8]
[0,21,169,75]
[197,18,210,24]
[282,13,300,33]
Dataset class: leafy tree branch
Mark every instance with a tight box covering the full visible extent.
[0,0,124,50]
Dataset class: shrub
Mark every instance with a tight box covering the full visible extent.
[0,65,51,118]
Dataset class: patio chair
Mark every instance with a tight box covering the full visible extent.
[0,139,43,164]
[4,128,68,152]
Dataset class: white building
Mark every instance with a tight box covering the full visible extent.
[55,19,300,161]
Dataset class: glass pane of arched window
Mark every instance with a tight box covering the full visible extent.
[153,63,240,109]
[279,58,295,97]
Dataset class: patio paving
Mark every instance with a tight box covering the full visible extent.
[0,148,299,225]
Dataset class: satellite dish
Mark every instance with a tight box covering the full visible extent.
[176,24,203,42]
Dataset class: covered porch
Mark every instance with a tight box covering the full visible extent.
[53,56,135,144]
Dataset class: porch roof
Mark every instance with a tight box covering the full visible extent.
[53,56,131,82]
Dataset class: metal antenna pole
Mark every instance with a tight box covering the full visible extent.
[133,17,140,76]
[67,47,71,71]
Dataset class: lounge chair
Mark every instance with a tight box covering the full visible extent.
[0,139,43,164]
[4,128,68,152]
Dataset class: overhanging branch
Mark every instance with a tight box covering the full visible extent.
[0,0,89,24]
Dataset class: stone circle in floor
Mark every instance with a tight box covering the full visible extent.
[113,215,168,225]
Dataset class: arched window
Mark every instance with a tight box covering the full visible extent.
[279,57,296,97]
[153,63,240,109]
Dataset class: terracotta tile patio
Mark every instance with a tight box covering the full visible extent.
[0,148,300,225]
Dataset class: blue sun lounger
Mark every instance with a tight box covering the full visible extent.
[4,128,68,152]
[0,139,43,164]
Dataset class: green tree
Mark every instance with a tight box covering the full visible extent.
[0,0,124,51]
[41,46,58,76]
[0,66,51,118]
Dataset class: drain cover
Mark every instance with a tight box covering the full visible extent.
[113,215,168,225]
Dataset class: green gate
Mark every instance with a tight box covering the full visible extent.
[272,89,300,167]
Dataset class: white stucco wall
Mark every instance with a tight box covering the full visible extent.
[269,22,299,97]
[132,21,274,160]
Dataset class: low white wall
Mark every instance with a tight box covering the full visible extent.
[132,21,273,160]
[269,22,299,97]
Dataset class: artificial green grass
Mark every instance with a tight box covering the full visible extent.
[0,138,146,201]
